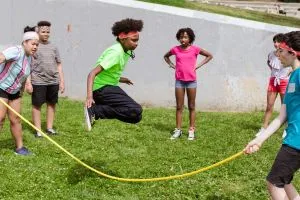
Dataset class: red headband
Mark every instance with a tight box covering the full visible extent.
[118,31,139,39]
[279,42,300,56]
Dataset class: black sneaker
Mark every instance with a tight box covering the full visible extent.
[84,106,95,131]
[46,128,57,135]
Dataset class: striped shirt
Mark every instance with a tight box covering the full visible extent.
[0,46,31,94]
[31,42,61,85]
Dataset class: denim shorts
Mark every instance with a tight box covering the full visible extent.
[175,80,197,88]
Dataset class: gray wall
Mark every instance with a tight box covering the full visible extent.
[1,0,298,111]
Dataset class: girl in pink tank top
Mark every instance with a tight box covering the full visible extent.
[164,28,213,140]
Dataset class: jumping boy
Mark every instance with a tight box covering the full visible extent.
[84,18,143,131]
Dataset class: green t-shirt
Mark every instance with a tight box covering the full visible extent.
[93,42,130,91]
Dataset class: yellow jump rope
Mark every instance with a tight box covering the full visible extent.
[0,98,244,182]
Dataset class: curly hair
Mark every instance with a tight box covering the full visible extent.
[23,26,36,33]
[273,33,285,43]
[176,28,195,44]
[284,31,300,60]
[111,18,143,37]
[37,21,51,27]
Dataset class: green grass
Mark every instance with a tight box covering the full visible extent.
[0,95,299,199]
[139,0,300,28]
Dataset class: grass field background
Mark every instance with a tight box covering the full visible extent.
[139,0,300,28]
[0,95,299,199]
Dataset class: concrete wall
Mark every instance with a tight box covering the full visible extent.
[0,0,298,111]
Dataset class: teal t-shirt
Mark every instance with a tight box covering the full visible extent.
[283,67,300,150]
[93,42,130,91]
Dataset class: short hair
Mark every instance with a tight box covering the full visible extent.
[273,33,285,43]
[176,28,195,44]
[23,26,36,33]
[284,31,300,60]
[111,18,143,37]
[37,21,51,27]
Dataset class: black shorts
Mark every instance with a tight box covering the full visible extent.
[266,144,300,188]
[32,84,59,107]
[0,88,20,100]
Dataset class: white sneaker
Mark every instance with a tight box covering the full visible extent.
[188,128,195,140]
[282,130,287,138]
[255,127,265,137]
[170,128,182,140]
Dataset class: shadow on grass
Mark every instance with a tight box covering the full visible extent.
[206,194,230,200]
[0,138,14,150]
[147,121,174,133]
[67,160,122,184]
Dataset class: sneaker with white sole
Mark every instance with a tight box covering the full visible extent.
[84,106,95,131]
[170,128,182,140]
[255,127,265,137]
[34,131,43,138]
[15,147,32,156]
[188,128,195,140]
[46,128,57,135]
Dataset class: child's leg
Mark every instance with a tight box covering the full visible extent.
[92,86,142,124]
[186,87,196,129]
[267,145,300,200]
[7,98,23,149]
[263,91,277,128]
[284,184,300,200]
[45,85,59,129]
[0,97,8,130]
[267,181,288,200]
[46,103,56,129]
[32,85,47,131]
[32,105,42,130]
[175,87,185,129]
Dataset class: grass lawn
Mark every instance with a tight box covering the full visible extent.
[0,95,299,199]
[139,0,300,28]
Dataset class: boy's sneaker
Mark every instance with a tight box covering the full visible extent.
[188,128,195,140]
[170,128,182,140]
[46,128,57,135]
[34,131,43,138]
[15,147,32,156]
[255,127,265,137]
[84,106,95,131]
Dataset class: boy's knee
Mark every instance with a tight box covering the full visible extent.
[129,105,143,123]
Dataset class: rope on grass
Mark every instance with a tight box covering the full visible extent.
[0,98,244,182]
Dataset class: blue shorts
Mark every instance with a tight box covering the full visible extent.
[175,80,197,88]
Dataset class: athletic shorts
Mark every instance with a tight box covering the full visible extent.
[267,77,288,94]
[0,88,20,101]
[32,84,59,107]
[175,80,197,88]
[266,144,300,188]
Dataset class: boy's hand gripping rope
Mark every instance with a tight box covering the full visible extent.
[0,98,244,182]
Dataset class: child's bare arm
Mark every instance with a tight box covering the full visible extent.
[0,53,6,64]
[57,63,65,93]
[196,49,213,69]
[164,51,175,69]
[86,66,103,107]
[244,104,287,154]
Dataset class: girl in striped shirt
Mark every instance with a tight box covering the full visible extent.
[0,26,39,155]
